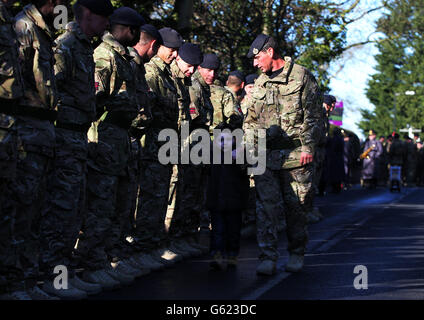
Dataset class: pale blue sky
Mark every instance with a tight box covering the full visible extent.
[328,0,385,139]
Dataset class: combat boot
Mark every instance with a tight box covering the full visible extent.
[177,239,202,256]
[210,252,226,270]
[115,260,151,278]
[156,247,183,263]
[82,270,120,291]
[104,265,134,286]
[285,254,304,273]
[69,275,102,296]
[168,241,191,258]
[27,286,60,300]
[149,250,176,267]
[41,281,87,300]
[256,260,276,276]
[133,253,165,271]
[313,206,323,219]
[2,290,32,300]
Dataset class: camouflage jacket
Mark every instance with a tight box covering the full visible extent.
[189,70,213,130]
[244,56,322,169]
[94,32,138,124]
[127,46,154,138]
[142,55,179,160]
[210,84,243,132]
[54,21,95,126]
[240,95,252,116]
[0,1,24,102]
[170,59,191,130]
[14,4,57,110]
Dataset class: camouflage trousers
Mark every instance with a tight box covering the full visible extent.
[254,164,313,261]
[6,117,54,289]
[134,160,172,251]
[76,123,132,270]
[76,169,133,270]
[38,128,88,279]
[168,164,206,239]
[0,113,18,293]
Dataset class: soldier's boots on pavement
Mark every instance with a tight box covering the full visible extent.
[112,260,150,278]
[210,252,226,270]
[178,239,203,256]
[104,265,134,286]
[153,247,183,263]
[256,260,277,276]
[27,286,61,300]
[133,253,166,270]
[0,290,33,300]
[83,270,121,291]
[69,275,102,296]
[149,250,176,267]
[124,255,158,273]
[168,241,192,259]
[285,254,304,273]
[42,280,87,300]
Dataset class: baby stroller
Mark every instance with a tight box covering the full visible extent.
[389,166,402,192]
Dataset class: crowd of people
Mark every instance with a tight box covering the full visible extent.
[1,0,331,300]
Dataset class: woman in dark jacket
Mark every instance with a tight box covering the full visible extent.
[206,124,249,270]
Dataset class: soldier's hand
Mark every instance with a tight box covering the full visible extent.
[300,152,313,165]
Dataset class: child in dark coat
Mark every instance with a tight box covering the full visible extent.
[206,124,249,270]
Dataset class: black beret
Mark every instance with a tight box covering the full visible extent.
[247,34,271,58]
[159,27,183,49]
[140,24,163,45]
[323,94,336,105]
[77,0,114,17]
[245,73,258,85]
[229,70,245,82]
[200,53,220,70]
[178,43,203,66]
[109,7,145,27]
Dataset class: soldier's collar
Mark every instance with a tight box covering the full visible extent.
[102,31,128,57]
[170,60,187,80]
[193,70,209,88]
[258,56,294,85]
[127,47,142,65]
[151,55,169,72]
[23,4,55,39]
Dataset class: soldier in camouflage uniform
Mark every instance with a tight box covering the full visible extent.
[7,0,65,299]
[74,7,146,288]
[165,43,206,258]
[0,0,25,300]
[244,34,322,275]
[166,52,221,257]
[125,24,166,271]
[225,70,245,105]
[135,27,184,266]
[37,0,113,299]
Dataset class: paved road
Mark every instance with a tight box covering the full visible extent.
[90,186,424,300]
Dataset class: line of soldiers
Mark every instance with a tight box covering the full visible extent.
[1,0,326,300]
[365,131,424,188]
[0,0,248,300]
